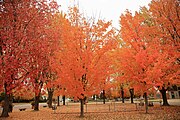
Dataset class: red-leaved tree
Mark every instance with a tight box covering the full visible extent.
[0,0,59,116]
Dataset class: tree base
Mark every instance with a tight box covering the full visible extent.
[162,103,170,106]
[1,114,9,118]
[80,115,84,118]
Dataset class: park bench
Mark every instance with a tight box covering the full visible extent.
[52,105,57,113]
[134,102,144,110]
[52,105,57,110]
[148,100,162,106]
[43,105,47,107]
[135,99,162,110]
[136,98,144,106]
[19,108,26,111]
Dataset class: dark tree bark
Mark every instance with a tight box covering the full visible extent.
[1,83,10,117]
[144,92,148,114]
[57,96,60,106]
[47,88,54,108]
[0,46,2,56]
[1,84,10,117]
[121,87,124,103]
[129,88,134,103]
[8,94,13,113]
[34,94,40,111]
[92,95,96,100]
[80,99,84,118]
[103,90,106,104]
[62,95,65,105]
[160,87,170,106]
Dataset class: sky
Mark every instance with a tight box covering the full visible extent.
[57,0,152,29]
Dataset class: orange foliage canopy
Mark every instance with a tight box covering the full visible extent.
[51,7,117,100]
[113,0,179,95]
[0,0,59,97]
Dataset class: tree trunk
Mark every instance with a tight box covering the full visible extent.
[62,95,65,105]
[93,95,96,100]
[1,92,10,117]
[144,92,148,114]
[8,94,13,112]
[80,99,84,118]
[47,89,53,108]
[34,94,40,111]
[121,87,124,103]
[1,83,10,117]
[103,90,106,104]
[0,46,2,56]
[129,88,134,103]
[160,87,169,106]
[57,96,60,106]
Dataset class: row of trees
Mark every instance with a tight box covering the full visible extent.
[111,0,179,113]
[0,0,60,117]
[116,0,179,107]
[0,0,179,118]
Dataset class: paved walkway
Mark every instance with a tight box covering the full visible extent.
[0,103,47,112]
[168,99,180,106]
[129,99,180,106]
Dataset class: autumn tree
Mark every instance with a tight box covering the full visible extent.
[44,70,57,108]
[114,9,162,113]
[16,0,60,111]
[148,0,180,106]
[115,0,179,111]
[0,0,59,116]
[46,12,71,107]
[0,0,36,116]
[51,6,117,117]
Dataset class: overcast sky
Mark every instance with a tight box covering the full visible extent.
[57,0,152,29]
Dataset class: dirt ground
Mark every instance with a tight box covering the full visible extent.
[0,102,180,120]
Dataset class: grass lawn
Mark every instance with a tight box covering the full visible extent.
[0,102,180,120]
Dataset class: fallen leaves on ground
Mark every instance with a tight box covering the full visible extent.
[0,103,180,120]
